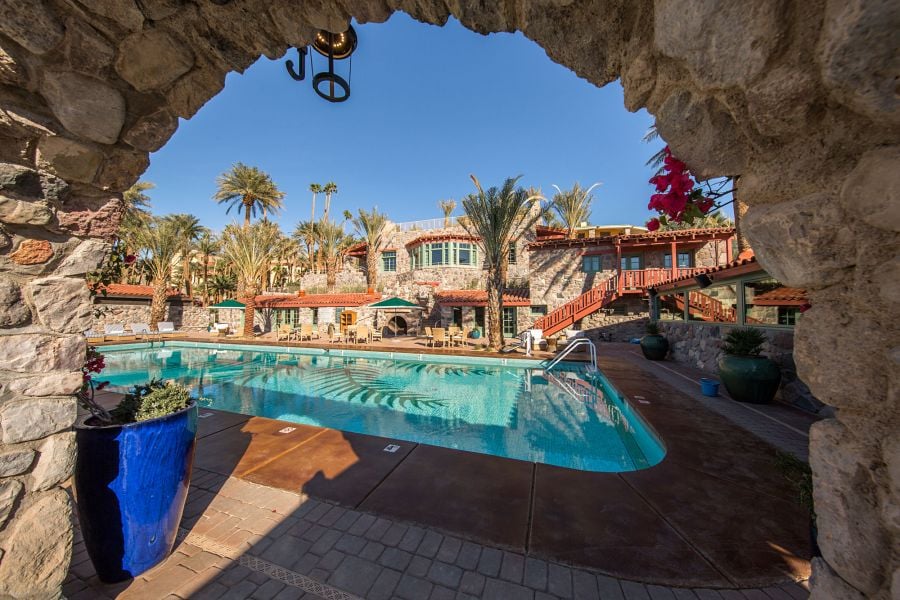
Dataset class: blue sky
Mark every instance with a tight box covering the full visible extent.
[144,14,676,233]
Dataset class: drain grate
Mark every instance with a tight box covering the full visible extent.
[277,427,297,434]
[383,444,401,453]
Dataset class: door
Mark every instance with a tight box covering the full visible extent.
[502,307,517,338]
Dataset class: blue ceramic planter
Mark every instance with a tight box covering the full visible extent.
[75,403,198,582]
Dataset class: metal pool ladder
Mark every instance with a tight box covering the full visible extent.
[544,338,597,372]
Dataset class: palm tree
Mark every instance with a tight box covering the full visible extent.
[293,220,318,275]
[461,175,545,351]
[195,231,220,305]
[322,181,338,222]
[208,273,237,303]
[438,199,456,228]
[317,220,355,292]
[165,214,204,296]
[309,183,322,223]
[353,208,389,289]
[213,163,286,227]
[551,183,600,238]
[219,222,281,336]
[133,217,182,329]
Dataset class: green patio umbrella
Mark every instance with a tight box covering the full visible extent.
[209,299,245,308]
[368,297,424,336]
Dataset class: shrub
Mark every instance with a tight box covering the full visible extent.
[775,451,815,520]
[110,380,193,424]
[722,327,766,356]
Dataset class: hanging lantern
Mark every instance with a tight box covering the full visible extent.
[285,25,358,103]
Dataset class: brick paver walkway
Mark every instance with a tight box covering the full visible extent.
[65,470,810,599]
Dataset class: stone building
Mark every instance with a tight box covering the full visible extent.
[90,283,208,332]
[0,1,895,598]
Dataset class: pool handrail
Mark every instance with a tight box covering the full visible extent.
[544,338,597,372]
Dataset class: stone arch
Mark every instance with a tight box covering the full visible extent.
[0,1,896,597]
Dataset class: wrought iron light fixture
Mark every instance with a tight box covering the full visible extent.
[286,26,358,103]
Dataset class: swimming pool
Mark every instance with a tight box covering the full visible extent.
[99,342,664,472]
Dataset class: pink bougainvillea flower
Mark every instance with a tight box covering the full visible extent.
[646,218,661,232]
[124,254,136,265]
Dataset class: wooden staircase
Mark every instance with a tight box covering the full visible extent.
[534,276,619,337]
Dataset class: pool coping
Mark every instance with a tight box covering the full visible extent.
[90,343,813,588]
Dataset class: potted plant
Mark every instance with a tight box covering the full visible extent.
[75,347,200,583]
[640,321,669,360]
[717,327,782,404]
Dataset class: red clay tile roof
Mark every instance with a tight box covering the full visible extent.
[254,293,381,308]
[346,242,368,256]
[751,286,808,306]
[652,253,763,292]
[535,225,568,240]
[528,227,735,250]
[434,289,530,306]
[405,234,480,248]
[92,283,185,298]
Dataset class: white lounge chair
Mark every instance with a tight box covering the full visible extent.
[129,323,156,340]
[157,322,186,339]
[214,323,230,337]
[103,324,134,341]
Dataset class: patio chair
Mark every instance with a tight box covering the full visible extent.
[157,322,186,339]
[299,323,313,341]
[423,326,434,346]
[276,324,294,341]
[432,327,448,348]
[327,323,343,343]
[457,327,471,348]
[355,324,369,344]
[371,327,383,342]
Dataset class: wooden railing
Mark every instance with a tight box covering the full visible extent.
[618,267,702,292]
[534,275,619,337]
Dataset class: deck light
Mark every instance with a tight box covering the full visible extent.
[285,25,358,103]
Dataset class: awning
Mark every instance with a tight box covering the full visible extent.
[209,299,245,308]
[367,297,424,309]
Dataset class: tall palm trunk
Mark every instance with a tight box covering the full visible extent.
[243,199,252,227]
[150,278,168,330]
[202,260,210,305]
[366,250,378,289]
[326,259,338,291]
[241,285,259,337]
[486,270,504,351]
[182,254,192,297]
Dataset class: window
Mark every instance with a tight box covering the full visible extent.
[508,244,517,265]
[688,283,737,323]
[530,305,547,317]
[474,307,485,329]
[621,255,642,270]
[663,252,693,269]
[502,307,517,337]
[409,241,479,268]
[582,255,602,273]
[381,251,396,272]
[275,309,299,328]
[312,308,318,325]
[743,277,799,327]
[658,294,685,321]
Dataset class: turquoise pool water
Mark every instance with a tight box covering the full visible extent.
[99,342,664,472]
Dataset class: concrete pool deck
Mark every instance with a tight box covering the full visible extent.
[69,343,817,598]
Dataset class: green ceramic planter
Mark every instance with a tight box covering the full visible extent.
[718,355,782,404]
[640,334,669,361]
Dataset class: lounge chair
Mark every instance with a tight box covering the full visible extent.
[104,324,134,341]
[84,329,104,343]
[214,323,230,337]
[129,323,156,340]
[157,322,186,339]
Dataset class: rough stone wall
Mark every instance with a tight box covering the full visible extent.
[92,300,210,332]
[659,321,823,413]
[0,0,896,597]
